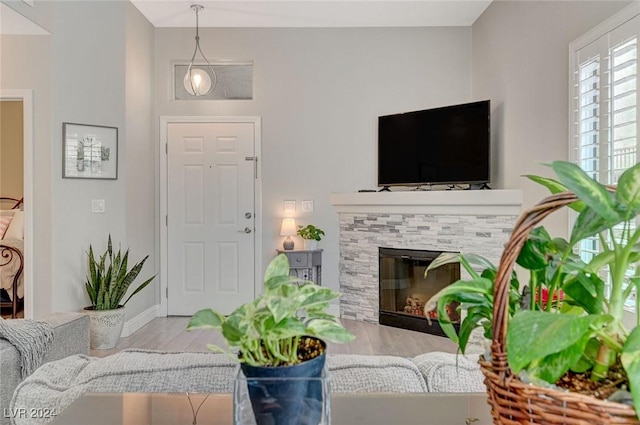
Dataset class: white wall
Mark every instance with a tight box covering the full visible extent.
[50,1,157,320]
[123,2,157,318]
[155,27,472,295]
[51,1,127,313]
[472,0,631,237]
[0,34,52,317]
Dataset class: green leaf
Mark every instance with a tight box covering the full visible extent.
[583,250,615,274]
[507,310,607,373]
[425,253,496,281]
[121,274,156,306]
[526,338,590,383]
[299,285,340,308]
[425,252,460,275]
[457,308,490,354]
[562,272,604,314]
[524,174,585,212]
[264,317,306,340]
[550,161,620,223]
[307,319,356,343]
[516,227,552,270]
[264,254,290,282]
[616,163,640,219]
[570,207,616,245]
[264,275,296,292]
[571,337,599,373]
[187,308,226,330]
[433,277,493,345]
[221,312,249,345]
[621,326,640,421]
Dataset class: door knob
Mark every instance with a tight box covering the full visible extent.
[238,227,252,233]
[245,212,252,219]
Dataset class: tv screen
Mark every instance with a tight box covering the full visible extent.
[377,100,490,187]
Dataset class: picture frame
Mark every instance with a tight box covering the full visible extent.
[62,122,118,180]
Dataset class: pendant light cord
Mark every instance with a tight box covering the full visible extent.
[186,4,217,96]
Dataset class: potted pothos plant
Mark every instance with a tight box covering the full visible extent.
[84,234,155,350]
[426,161,640,422]
[297,224,325,250]
[187,253,354,425]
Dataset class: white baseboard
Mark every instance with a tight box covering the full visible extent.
[121,305,159,338]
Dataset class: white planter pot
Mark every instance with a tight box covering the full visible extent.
[83,306,125,350]
[303,240,318,251]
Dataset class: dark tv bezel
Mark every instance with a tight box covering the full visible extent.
[377,100,491,187]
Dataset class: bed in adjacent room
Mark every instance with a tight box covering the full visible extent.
[0,197,24,318]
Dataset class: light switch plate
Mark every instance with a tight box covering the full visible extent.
[301,200,314,212]
[91,199,105,213]
[284,200,296,213]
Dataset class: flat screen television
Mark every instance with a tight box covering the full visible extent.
[377,100,490,187]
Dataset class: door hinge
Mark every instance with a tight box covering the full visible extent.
[165,215,168,226]
[165,143,168,154]
[166,287,168,298]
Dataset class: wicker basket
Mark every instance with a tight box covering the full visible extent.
[481,190,640,425]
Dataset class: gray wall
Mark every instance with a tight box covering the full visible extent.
[471,0,631,236]
[155,26,473,294]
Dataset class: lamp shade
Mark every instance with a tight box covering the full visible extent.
[280,218,297,236]
[184,68,213,96]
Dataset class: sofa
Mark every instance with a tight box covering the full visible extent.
[10,348,485,425]
[0,313,90,425]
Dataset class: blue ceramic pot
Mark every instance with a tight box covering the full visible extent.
[240,338,326,425]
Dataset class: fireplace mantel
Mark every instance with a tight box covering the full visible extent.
[330,189,522,215]
[331,189,523,323]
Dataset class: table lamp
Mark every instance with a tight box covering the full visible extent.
[280,218,297,250]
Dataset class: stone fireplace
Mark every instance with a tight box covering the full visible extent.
[330,190,522,325]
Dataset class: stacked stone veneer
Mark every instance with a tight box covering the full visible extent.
[339,213,518,323]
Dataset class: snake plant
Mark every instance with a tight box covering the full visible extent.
[85,234,155,310]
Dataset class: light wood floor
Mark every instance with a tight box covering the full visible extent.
[90,317,459,358]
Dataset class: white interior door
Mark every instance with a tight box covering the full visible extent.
[167,122,256,315]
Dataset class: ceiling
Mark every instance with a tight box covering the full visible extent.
[130,1,493,28]
[0,1,492,35]
[0,2,48,34]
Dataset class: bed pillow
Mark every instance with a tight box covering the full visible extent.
[4,210,23,239]
[0,215,12,239]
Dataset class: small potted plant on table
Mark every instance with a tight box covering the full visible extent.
[84,235,155,350]
[426,161,640,424]
[187,253,354,425]
[297,224,325,251]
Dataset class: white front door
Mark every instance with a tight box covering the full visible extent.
[167,122,256,315]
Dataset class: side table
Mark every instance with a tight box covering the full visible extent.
[276,249,322,285]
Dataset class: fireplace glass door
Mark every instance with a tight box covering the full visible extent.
[379,247,460,336]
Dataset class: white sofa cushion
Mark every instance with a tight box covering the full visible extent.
[411,352,485,392]
[327,354,428,393]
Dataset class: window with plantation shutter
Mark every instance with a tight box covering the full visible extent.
[570,8,639,312]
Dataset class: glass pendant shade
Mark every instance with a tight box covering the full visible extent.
[184,68,212,96]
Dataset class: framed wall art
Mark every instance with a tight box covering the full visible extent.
[62,122,118,179]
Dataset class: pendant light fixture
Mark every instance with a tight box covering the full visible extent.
[184,4,217,96]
